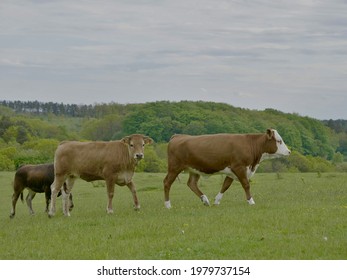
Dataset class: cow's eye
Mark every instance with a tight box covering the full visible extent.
[130,144,134,148]
[277,140,283,145]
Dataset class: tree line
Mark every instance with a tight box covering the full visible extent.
[0,100,125,118]
[0,100,346,173]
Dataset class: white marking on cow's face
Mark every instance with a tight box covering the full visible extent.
[272,130,291,156]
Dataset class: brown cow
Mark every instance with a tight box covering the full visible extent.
[10,163,74,218]
[48,134,153,217]
[163,129,291,208]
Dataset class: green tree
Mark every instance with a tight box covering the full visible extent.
[337,132,347,158]
[0,146,17,170]
[23,139,59,157]
[182,121,206,135]
[3,126,18,143]
[81,114,123,140]
[0,115,12,137]
[332,152,344,164]
[137,146,166,172]
[16,126,30,144]
[0,154,15,170]
[286,151,312,172]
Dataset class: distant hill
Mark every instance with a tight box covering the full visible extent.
[1,100,346,171]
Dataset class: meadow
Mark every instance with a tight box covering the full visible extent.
[0,171,346,260]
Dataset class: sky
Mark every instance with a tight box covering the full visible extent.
[0,0,347,120]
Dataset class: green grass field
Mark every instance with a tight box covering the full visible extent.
[0,172,346,260]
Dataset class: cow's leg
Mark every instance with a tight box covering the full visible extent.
[45,189,50,213]
[58,183,74,211]
[10,191,21,219]
[240,177,255,205]
[187,173,210,206]
[127,181,140,210]
[241,179,255,205]
[163,170,181,209]
[233,168,255,205]
[68,191,74,211]
[232,168,255,205]
[214,176,234,205]
[25,190,36,215]
[106,179,116,214]
[62,176,75,217]
[48,175,65,217]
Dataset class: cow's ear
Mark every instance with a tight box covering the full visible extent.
[144,136,154,145]
[266,129,274,140]
[121,136,131,145]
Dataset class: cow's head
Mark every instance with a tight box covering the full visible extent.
[121,134,154,160]
[264,129,291,158]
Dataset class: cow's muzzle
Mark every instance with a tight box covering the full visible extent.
[135,153,144,160]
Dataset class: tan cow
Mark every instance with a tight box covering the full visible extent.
[163,129,291,208]
[48,134,153,217]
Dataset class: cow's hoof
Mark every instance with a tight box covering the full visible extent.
[9,214,15,219]
[134,205,141,211]
[200,195,210,206]
[107,209,114,214]
[164,200,171,209]
[247,197,255,205]
[214,192,223,205]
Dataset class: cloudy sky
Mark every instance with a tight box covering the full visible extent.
[1,0,346,120]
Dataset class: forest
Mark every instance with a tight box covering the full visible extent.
[0,100,346,173]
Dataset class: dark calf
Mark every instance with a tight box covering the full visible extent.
[10,163,74,218]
